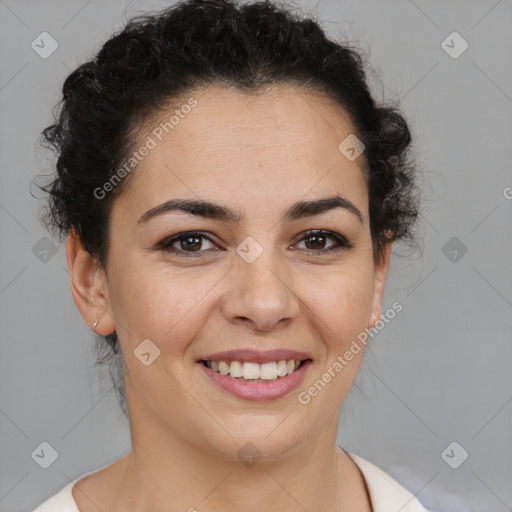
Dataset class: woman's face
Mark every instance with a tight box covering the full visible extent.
[79,85,390,461]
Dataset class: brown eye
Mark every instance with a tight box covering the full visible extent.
[177,234,203,251]
[159,231,217,257]
[295,230,351,255]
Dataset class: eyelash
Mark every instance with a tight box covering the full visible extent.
[157,230,352,258]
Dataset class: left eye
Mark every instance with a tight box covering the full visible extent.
[158,229,351,257]
[294,230,350,254]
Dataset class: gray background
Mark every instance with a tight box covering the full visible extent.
[1,0,511,511]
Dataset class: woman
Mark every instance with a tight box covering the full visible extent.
[34,0,425,510]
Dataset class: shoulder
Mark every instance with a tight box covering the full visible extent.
[32,463,107,512]
[33,454,132,512]
[345,451,428,512]
[32,481,79,512]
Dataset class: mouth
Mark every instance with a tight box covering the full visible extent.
[196,350,313,401]
[200,358,309,382]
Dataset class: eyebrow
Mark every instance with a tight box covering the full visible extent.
[137,194,364,226]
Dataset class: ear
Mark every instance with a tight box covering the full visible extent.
[66,227,116,335]
[368,242,392,329]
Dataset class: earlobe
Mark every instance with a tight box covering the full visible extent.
[66,228,116,335]
[368,242,392,329]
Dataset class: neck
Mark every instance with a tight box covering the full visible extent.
[105,379,370,512]
[109,415,350,512]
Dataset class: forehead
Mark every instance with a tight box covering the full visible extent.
[114,85,369,222]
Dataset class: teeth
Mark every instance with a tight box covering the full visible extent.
[260,362,278,380]
[230,361,243,378]
[242,362,260,380]
[277,360,288,377]
[218,361,230,375]
[205,359,303,380]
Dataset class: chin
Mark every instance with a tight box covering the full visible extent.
[197,413,315,464]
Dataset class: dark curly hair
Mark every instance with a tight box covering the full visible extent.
[37,0,422,417]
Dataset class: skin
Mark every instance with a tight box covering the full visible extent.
[67,84,391,512]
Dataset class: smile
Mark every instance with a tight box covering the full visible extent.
[202,359,303,382]
[198,358,312,401]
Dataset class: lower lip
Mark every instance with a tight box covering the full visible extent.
[198,360,312,401]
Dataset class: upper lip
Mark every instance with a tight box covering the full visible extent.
[199,349,312,364]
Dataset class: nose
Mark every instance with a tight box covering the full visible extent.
[220,248,300,332]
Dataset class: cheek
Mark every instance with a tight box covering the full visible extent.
[107,259,216,352]
[300,261,375,347]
